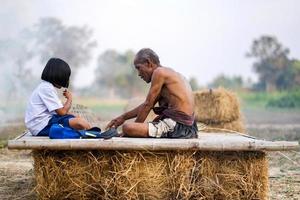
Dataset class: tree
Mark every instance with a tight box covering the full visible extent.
[0,39,35,100]
[28,17,97,86]
[291,60,300,87]
[94,50,147,98]
[247,36,290,92]
[208,74,244,90]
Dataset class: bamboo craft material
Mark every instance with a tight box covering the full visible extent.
[8,132,299,151]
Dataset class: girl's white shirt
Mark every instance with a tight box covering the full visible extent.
[25,81,63,135]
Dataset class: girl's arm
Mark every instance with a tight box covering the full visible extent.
[56,90,72,116]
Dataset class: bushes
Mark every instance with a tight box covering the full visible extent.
[239,89,300,109]
[267,90,300,108]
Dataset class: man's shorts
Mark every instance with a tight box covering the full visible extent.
[148,118,198,138]
[37,114,75,136]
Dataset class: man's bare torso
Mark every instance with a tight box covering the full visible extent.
[157,67,194,116]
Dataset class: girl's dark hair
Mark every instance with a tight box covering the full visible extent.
[41,58,71,88]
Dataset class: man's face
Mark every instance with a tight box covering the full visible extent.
[134,62,152,83]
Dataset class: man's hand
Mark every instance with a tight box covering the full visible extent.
[106,116,125,129]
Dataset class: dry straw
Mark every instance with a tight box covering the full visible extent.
[193,88,246,134]
[33,150,268,200]
[194,88,241,123]
[199,118,245,133]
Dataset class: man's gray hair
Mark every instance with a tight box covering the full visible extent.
[135,48,160,65]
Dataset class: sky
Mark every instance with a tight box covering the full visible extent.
[1,0,300,88]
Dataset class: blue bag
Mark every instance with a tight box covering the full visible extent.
[49,124,81,139]
[49,124,118,139]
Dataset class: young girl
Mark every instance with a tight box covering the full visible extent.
[25,58,91,136]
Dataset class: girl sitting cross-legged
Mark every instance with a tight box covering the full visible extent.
[25,58,91,136]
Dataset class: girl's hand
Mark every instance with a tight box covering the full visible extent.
[63,89,72,100]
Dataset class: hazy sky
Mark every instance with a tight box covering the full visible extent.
[1,0,300,88]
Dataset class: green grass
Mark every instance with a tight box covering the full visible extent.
[90,104,126,113]
[238,92,278,108]
[238,91,300,111]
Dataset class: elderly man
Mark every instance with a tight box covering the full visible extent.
[106,48,198,138]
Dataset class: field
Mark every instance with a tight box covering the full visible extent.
[0,99,299,199]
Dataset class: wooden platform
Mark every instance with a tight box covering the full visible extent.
[8,131,299,151]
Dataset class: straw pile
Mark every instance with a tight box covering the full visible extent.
[33,150,268,200]
[194,88,245,133]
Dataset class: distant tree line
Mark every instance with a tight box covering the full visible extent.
[1,17,204,99]
[0,17,150,99]
[247,35,300,92]
[2,17,300,101]
[93,50,148,98]
[31,18,97,85]
[0,17,97,100]
[208,74,251,91]
[209,35,300,92]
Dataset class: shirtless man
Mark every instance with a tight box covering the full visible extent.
[106,48,198,138]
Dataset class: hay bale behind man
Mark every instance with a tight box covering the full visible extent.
[194,88,245,133]
[194,88,241,123]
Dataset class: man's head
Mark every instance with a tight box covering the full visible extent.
[134,48,160,83]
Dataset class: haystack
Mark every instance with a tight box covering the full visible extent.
[194,88,240,123]
[194,88,245,133]
[199,116,245,133]
[33,150,268,200]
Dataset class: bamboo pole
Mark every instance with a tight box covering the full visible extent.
[8,132,299,151]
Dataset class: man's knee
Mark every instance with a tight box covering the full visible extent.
[122,122,149,137]
[122,122,133,133]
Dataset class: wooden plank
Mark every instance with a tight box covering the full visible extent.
[7,132,299,151]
